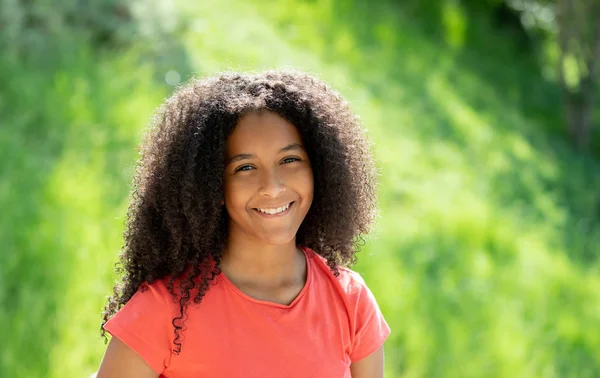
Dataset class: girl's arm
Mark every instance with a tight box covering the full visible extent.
[96,337,159,378]
[350,345,385,378]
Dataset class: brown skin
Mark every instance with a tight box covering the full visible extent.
[220,111,313,306]
[352,346,385,377]
[97,338,157,378]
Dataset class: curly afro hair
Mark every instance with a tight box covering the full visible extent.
[101,69,379,353]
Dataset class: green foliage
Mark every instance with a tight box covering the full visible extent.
[0,39,165,376]
[1,0,599,377]
[0,0,134,59]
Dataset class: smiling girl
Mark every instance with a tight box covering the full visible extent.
[97,70,390,378]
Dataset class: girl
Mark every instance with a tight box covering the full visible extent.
[97,70,390,378]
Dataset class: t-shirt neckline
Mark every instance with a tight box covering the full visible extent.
[219,245,313,309]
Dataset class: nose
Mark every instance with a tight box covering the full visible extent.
[258,167,286,198]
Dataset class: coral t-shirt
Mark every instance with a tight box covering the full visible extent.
[103,246,390,377]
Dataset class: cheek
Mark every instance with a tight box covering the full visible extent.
[223,178,253,209]
[288,167,314,199]
[302,176,314,200]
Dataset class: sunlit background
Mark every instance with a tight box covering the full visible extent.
[1,0,600,377]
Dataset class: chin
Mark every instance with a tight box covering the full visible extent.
[258,232,298,246]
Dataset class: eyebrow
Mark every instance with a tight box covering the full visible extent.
[227,143,305,165]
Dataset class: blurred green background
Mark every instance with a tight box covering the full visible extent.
[1,0,600,377]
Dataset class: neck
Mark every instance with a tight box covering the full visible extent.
[221,234,304,286]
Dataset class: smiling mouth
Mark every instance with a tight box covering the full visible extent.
[253,201,294,217]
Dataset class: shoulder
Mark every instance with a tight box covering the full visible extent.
[303,246,371,301]
[303,246,385,331]
[136,276,179,306]
[106,277,179,329]
[335,265,369,294]
[303,246,390,361]
[103,277,181,374]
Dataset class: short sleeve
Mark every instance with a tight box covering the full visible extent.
[103,280,174,374]
[348,274,391,362]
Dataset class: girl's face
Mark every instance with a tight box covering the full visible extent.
[224,111,314,246]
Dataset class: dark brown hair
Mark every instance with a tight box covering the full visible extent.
[101,70,378,353]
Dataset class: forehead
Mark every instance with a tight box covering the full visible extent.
[226,111,303,153]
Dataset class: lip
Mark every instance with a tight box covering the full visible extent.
[253,201,295,218]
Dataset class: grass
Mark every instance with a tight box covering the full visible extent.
[1,0,599,377]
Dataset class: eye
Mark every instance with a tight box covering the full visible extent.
[235,165,255,172]
[281,157,300,164]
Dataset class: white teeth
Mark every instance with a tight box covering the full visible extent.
[257,202,291,215]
